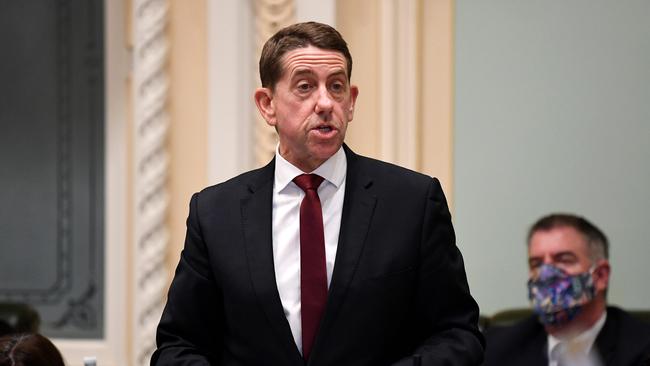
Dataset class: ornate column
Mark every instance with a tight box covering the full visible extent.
[253,0,295,166]
[131,0,170,365]
[379,0,420,171]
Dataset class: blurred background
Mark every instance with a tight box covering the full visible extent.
[0,0,648,365]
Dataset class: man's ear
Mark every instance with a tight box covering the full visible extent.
[593,259,611,293]
[254,87,276,126]
[346,85,359,121]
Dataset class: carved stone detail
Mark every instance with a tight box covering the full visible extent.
[52,284,98,330]
[253,0,295,165]
[132,0,170,364]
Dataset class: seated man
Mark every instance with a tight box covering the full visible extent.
[484,213,650,366]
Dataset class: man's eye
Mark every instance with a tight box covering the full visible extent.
[556,254,577,265]
[528,259,541,270]
[297,83,312,92]
[330,82,344,92]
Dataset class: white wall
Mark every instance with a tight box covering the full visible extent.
[454,0,650,314]
[296,0,335,26]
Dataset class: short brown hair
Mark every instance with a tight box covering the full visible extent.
[527,213,609,261]
[259,22,353,90]
[0,333,65,366]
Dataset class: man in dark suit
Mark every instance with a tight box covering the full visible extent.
[151,22,483,366]
[484,214,650,366]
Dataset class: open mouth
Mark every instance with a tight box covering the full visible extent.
[310,124,337,138]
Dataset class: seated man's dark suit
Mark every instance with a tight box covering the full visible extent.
[151,145,484,366]
[483,306,650,366]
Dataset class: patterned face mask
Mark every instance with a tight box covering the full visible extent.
[527,264,596,326]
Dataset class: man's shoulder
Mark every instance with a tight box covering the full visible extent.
[196,162,274,202]
[607,306,650,326]
[349,149,438,188]
[352,151,428,177]
[603,306,650,350]
[483,314,546,365]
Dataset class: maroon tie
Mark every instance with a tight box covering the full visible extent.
[293,174,327,360]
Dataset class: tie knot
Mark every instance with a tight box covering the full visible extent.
[293,174,324,192]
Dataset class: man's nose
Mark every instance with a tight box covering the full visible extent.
[314,85,333,114]
[542,254,555,265]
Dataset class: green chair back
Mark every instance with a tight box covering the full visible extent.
[0,302,40,335]
[489,308,534,328]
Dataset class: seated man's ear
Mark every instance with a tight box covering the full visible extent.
[254,88,276,127]
[594,259,611,293]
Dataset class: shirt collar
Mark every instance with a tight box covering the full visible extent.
[547,310,607,358]
[274,145,347,193]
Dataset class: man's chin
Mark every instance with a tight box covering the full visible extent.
[543,315,581,338]
[546,325,581,339]
[312,141,343,158]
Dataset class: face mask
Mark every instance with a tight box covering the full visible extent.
[527,264,596,326]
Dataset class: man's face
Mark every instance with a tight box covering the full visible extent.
[528,225,611,335]
[254,45,358,172]
[528,226,593,277]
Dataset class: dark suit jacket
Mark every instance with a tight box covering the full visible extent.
[483,306,650,366]
[151,145,484,366]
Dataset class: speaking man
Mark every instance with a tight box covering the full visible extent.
[152,21,483,366]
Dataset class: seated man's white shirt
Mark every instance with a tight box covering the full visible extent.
[272,146,347,354]
[547,311,607,366]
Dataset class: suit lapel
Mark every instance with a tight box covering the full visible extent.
[244,147,378,363]
[593,308,617,366]
[241,159,303,363]
[532,330,550,366]
[311,146,377,360]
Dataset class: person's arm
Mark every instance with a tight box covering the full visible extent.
[392,178,485,366]
[151,193,223,365]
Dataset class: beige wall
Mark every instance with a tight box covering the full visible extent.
[167,0,209,272]
[420,0,454,200]
[337,0,455,204]
[336,1,382,159]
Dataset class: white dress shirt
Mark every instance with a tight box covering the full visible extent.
[547,311,607,366]
[272,146,347,354]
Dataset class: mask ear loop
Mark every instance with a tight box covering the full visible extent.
[579,264,599,300]
[588,262,609,297]
[587,263,602,280]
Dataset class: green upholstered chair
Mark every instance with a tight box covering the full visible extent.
[478,314,491,332]
[488,308,534,328]
[486,307,650,330]
[0,302,40,335]
[629,309,650,324]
